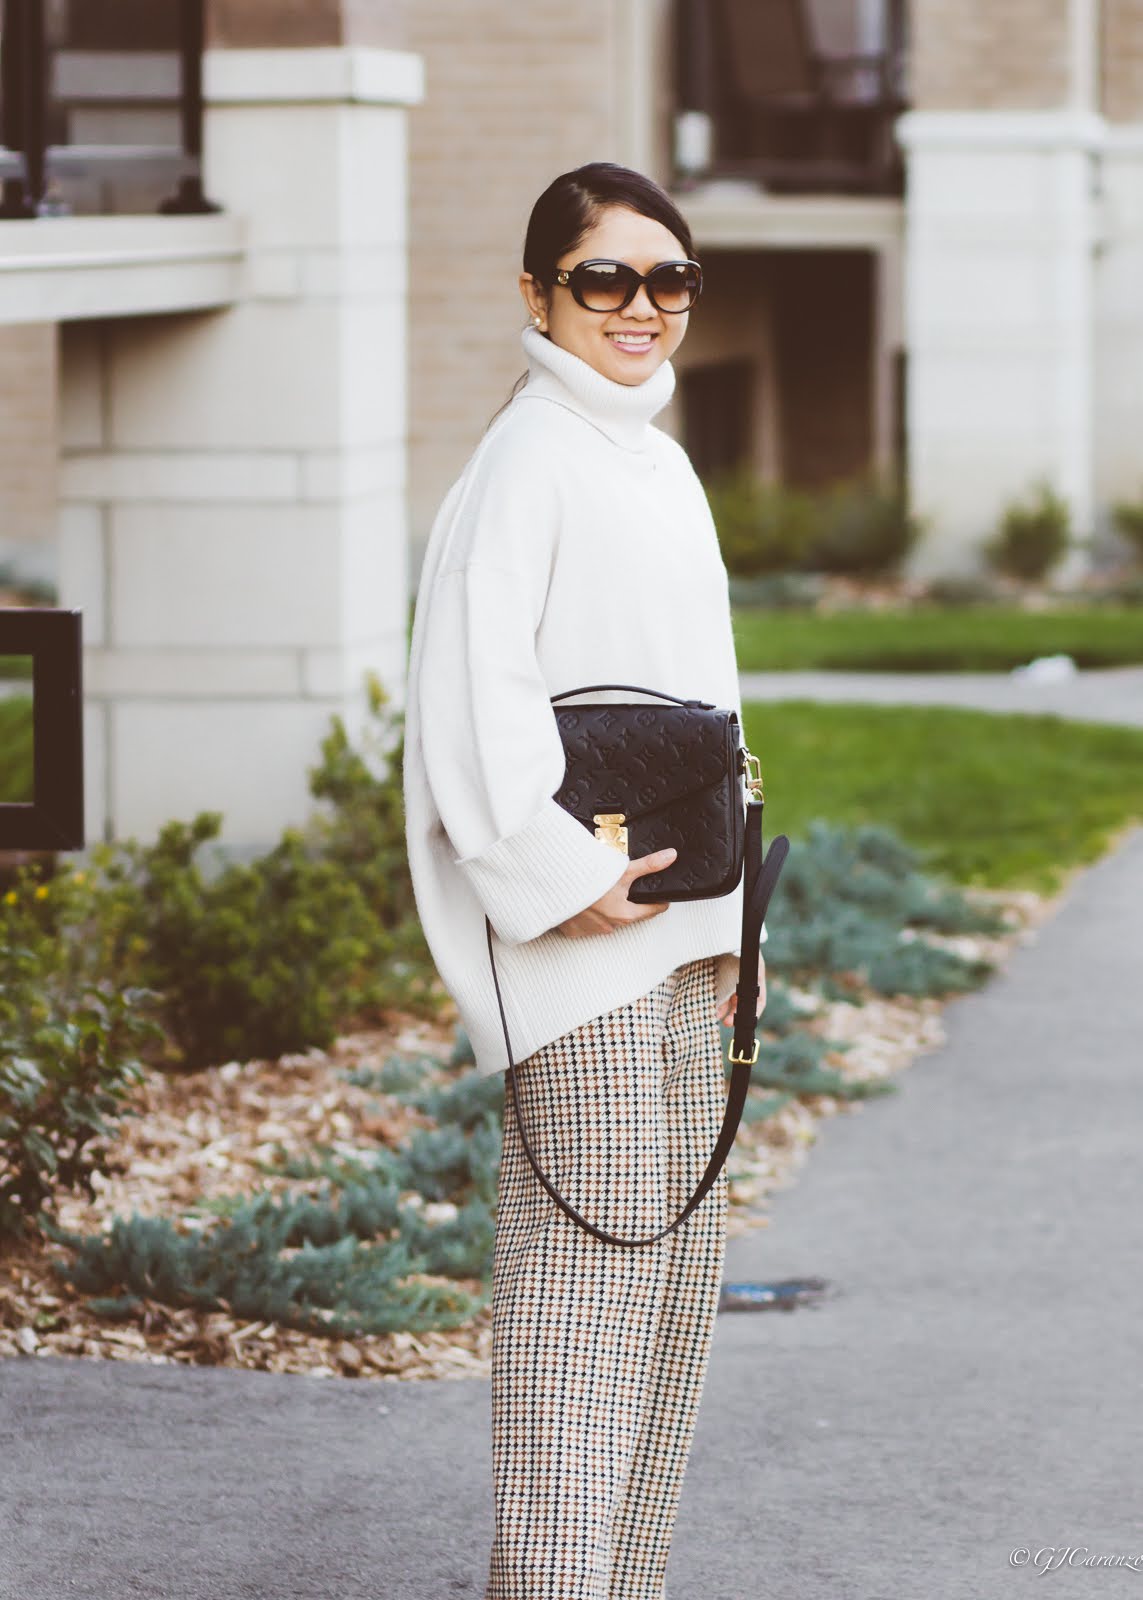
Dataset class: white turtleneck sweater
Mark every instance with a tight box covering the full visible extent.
[403,326,767,1078]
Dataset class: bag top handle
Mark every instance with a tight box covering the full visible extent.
[550,683,715,708]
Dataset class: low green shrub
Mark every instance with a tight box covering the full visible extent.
[706,470,820,576]
[757,819,1004,998]
[727,572,827,609]
[41,1201,488,1336]
[984,482,1073,580]
[708,471,921,579]
[921,574,1001,606]
[1111,494,1143,565]
[0,868,164,1239]
[805,477,923,576]
[2,671,448,1236]
[42,1097,503,1335]
[90,814,385,1072]
[1099,573,1143,606]
[10,672,440,1077]
[299,673,438,1015]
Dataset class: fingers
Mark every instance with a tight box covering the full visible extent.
[620,846,677,922]
[623,864,672,913]
[717,986,768,1027]
[625,846,677,880]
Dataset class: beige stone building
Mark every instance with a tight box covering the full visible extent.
[0,0,421,848]
[2,0,1142,850]
[405,0,1143,583]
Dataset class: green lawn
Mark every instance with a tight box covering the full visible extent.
[732,606,1143,672]
[0,696,34,804]
[3,689,1139,898]
[742,700,1143,893]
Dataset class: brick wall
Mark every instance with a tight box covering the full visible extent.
[1103,0,1143,120]
[0,325,58,554]
[406,0,625,565]
[206,0,407,48]
[910,0,1071,111]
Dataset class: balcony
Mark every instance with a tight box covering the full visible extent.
[0,0,216,219]
[672,0,909,197]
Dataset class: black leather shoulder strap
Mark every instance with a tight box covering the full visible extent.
[486,801,789,1249]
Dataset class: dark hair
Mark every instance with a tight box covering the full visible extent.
[522,161,697,288]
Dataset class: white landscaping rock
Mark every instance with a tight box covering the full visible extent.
[1008,653,1078,682]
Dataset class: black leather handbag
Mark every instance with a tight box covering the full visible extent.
[483,683,790,1250]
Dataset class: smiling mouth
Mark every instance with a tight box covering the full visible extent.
[605,332,658,351]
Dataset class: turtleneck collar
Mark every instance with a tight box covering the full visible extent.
[517,324,676,452]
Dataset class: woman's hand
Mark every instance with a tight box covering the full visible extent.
[555,847,678,938]
[716,959,766,1029]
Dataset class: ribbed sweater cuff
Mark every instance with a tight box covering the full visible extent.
[456,797,631,946]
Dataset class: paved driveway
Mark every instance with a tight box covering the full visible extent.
[2,828,1141,1599]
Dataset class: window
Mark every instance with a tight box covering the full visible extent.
[680,360,755,483]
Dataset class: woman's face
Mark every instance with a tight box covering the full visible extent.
[519,204,693,386]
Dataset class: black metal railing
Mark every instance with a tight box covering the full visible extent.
[673,0,909,196]
[0,0,218,219]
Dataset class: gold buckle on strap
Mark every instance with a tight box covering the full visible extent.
[728,1037,760,1066]
[741,748,765,804]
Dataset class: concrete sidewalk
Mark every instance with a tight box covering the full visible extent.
[738,663,1143,727]
[3,826,1142,1600]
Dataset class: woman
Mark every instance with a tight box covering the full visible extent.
[403,162,767,1599]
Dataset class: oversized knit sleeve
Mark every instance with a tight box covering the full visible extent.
[414,449,631,947]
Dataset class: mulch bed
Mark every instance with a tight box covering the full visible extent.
[0,882,1057,1382]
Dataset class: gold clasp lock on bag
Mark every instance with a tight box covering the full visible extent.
[593,812,628,851]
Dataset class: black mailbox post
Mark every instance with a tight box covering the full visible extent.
[0,608,84,852]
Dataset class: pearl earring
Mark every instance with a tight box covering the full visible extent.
[532,315,542,327]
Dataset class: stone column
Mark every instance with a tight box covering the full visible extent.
[59,44,424,849]
[1094,0,1143,544]
[898,0,1100,582]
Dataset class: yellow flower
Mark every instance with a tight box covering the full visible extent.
[34,885,49,900]
[2,890,16,905]
[72,872,87,885]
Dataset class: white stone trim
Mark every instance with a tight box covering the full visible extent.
[83,647,304,699]
[1101,122,1143,154]
[203,46,424,108]
[674,185,904,250]
[0,214,245,324]
[59,442,405,504]
[896,108,1108,152]
[896,110,1143,165]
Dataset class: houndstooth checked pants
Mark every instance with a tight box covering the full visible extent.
[484,954,729,1600]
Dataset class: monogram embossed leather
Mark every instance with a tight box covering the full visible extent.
[551,697,744,901]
